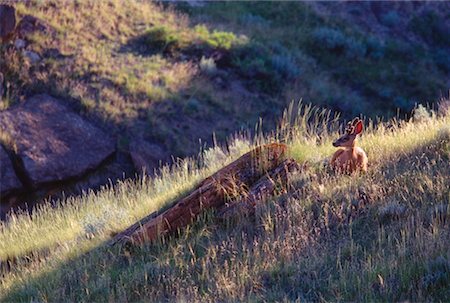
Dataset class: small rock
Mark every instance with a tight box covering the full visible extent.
[0,145,23,196]
[23,50,41,63]
[14,38,26,49]
[0,4,16,42]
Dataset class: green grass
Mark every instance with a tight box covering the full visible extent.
[186,1,448,116]
[0,139,253,262]
[1,103,449,302]
[0,2,449,300]
[2,1,448,160]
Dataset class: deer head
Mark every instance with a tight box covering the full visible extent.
[332,118,363,148]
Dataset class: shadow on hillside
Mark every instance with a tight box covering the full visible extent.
[3,137,448,301]
[0,20,268,219]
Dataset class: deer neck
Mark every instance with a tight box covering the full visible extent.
[343,143,357,155]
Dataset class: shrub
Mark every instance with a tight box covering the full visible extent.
[311,27,367,58]
[199,56,218,76]
[232,43,302,93]
[232,43,271,77]
[366,36,385,59]
[141,24,244,56]
[380,11,401,27]
[433,48,450,73]
[270,54,301,80]
[207,31,239,50]
[194,24,210,40]
[345,37,367,58]
[143,26,187,53]
[311,27,347,51]
[410,11,450,47]
[81,206,129,239]
[386,40,414,58]
[413,104,432,123]
[239,13,269,27]
[268,41,288,54]
[378,88,393,100]
[194,25,243,50]
[183,98,201,115]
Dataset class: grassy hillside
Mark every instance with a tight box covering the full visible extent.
[1,1,449,301]
[1,1,449,158]
[1,101,449,302]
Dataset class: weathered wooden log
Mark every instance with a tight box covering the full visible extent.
[111,143,287,246]
[217,158,301,219]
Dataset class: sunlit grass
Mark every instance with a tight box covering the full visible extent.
[0,0,448,299]
[1,102,449,302]
[0,139,253,262]
[5,0,246,123]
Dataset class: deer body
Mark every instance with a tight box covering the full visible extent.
[331,118,368,173]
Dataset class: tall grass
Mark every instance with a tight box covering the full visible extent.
[1,102,449,302]
[0,139,253,262]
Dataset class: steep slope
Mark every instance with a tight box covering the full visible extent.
[1,1,449,159]
[0,102,448,302]
[1,1,448,217]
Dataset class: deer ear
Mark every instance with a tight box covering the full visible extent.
[352,118,360,126]
[345,121,353,134]
[354,120,363,135]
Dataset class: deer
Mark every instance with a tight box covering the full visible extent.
[331,117,368,173]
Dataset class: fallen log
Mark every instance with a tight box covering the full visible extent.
[217,158,301,219]
[111,143,287,246]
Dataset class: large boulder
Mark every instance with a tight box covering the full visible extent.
[0,4,16,42]
[0,145,23,196]
[0,94,115,186]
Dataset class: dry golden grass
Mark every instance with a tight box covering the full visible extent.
[0,1,449,301]
[1,103,448,302]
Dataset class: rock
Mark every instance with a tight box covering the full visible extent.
[0,94,115,186]
[129,139,167,174]
[23,50,41,63]
[14,38,26,49]
[0,4,16,42]
[0,145,23,196]
[0,72,3,100]
[16,15,53,40]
